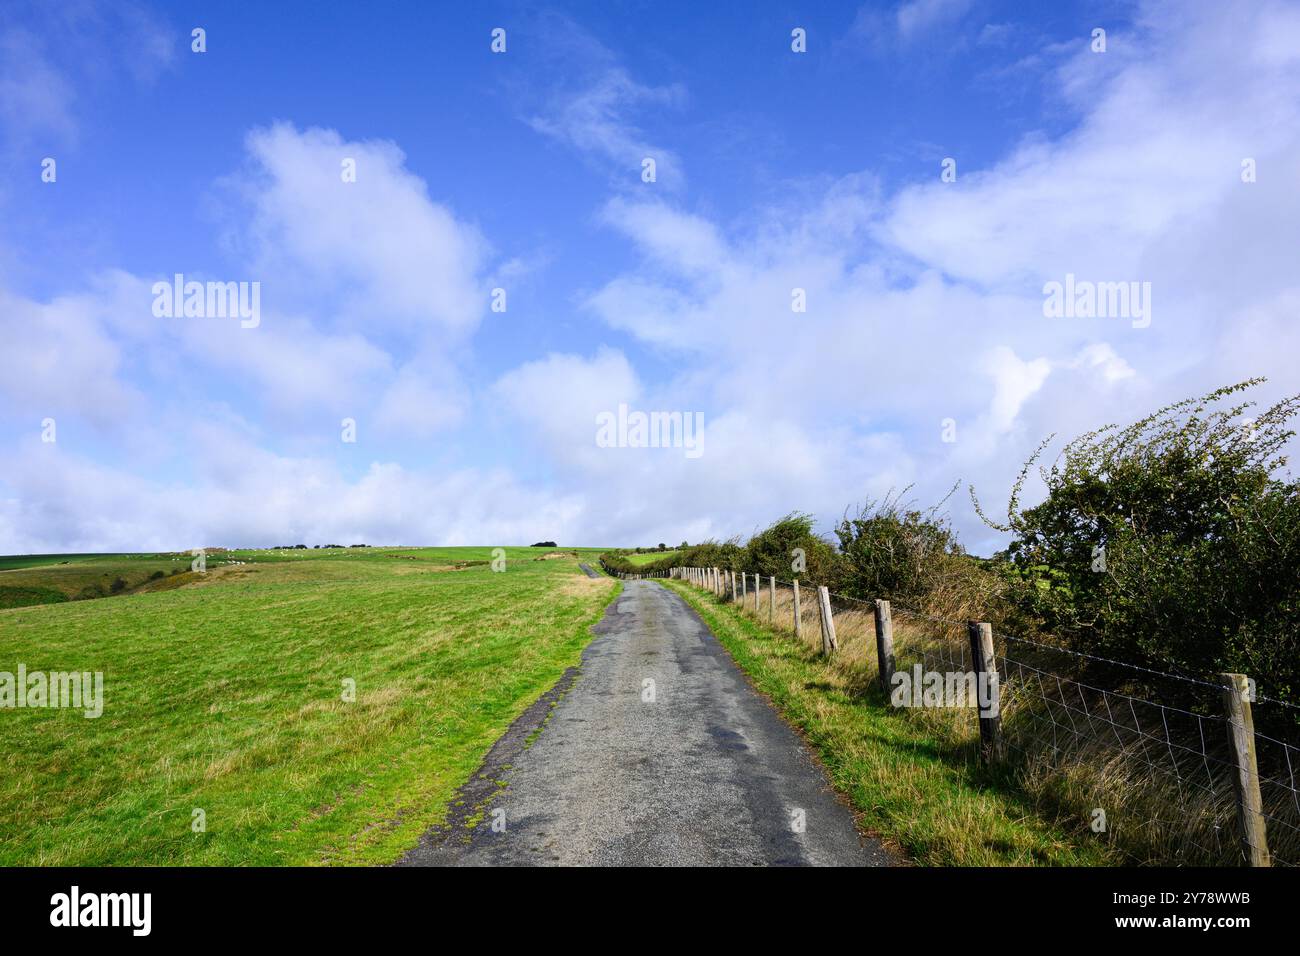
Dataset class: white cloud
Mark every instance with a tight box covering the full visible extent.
[0,437,585,553]
[0,285,139,425]
[529,68,686,187]
[234,123,489,336]
[896,0,973,40]
[6,124,495,425]
[0,2,173,150]
[493,348,642,467]
[982,347,1051,434]
[558,0,1300,551]
[0,27,77,143]
[372,358,469,437]
[5,0,1300,555]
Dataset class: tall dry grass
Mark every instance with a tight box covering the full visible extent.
[698,570,1300,866]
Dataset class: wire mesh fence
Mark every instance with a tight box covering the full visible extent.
[670,565,1300,867]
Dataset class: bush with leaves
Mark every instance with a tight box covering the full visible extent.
[602,539,746,577]
[743,513,840,584]
[974,379,1300,704]
[833,485,990,614]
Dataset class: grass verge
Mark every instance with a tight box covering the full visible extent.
[663,578,1111,866]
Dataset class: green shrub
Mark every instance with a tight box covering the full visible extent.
[0,586,68,609]
[974,379,1300,706]
[744,512,839,584]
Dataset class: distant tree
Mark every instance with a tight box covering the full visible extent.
[658,543,666,551]
[531,541,557,548]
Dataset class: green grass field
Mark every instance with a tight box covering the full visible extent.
[0,546,617,865]
[623,550,678,565]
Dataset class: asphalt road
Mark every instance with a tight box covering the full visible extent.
[399,579,893,866]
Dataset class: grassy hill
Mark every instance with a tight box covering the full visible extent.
[0,546,616,865]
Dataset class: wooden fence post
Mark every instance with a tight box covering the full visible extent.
[792,580,802,638]
[730,570,737,602]
[1221,673,1270,867]
[966,621,1002,760]
[816,586,837,656]
[741,572,747,602]
[874,600,895,697]
[769,575,775,623]
[752,574,760,613]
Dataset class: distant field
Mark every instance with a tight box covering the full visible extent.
[0,546,618,865]
[623,551,677,565]
[0,554,185,608]
[0,553,132,571]
[0,546,612,609]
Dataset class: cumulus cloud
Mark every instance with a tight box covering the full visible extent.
[0,284,139,425]
[5,0,1299,554]
[6,123,493,423]
[0,438,584,553]
[493,348,642,466]
[547,0,1300,551]
[231,123,489,335]
[1,120,502,548]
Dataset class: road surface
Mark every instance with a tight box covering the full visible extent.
[399,579,893,866]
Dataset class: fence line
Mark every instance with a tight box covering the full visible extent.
[665,564,1299,867]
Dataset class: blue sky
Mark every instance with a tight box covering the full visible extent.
[2,0,1299,553]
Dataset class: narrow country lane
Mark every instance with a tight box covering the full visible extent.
[399,579,894,866]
